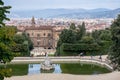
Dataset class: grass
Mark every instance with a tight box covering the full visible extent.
[0,64,28,76]
[60,63,111,75]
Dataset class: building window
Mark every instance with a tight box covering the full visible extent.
[32,33,34,36]
[48,33,51,37]
[37,34,40,37]
[43,33,46,36]
[27,33,29,36]
[37,42,40,45]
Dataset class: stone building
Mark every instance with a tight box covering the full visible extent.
[16,17,65,56]
[16,17,64,49]
[25,26,61,49]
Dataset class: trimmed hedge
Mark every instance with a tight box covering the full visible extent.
[62,43,100,51]
[58,43,101,56]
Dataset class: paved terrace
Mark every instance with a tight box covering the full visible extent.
[12,55,108,62]
[11,55,108,63]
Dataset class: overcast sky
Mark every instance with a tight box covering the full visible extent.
[4,0,120,11]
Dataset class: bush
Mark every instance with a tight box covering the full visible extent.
[62,43,100,51]
[0,68,12,80]
[59,43,100,56]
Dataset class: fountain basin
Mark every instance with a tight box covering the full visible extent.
[0,63,112,76]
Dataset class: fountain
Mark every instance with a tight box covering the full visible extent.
[40,53,54,70]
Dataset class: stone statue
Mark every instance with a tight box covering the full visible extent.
[40,52,54,70]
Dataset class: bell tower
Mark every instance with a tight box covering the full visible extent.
[31,16,35,27]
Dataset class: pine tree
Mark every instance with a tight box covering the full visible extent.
[0,0,11,27]
[109,15,120,70]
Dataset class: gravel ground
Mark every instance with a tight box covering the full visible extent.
[5,71,120,80]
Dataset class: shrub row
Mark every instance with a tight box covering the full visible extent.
[62,43,100,52]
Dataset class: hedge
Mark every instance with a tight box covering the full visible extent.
[62,43,100,52]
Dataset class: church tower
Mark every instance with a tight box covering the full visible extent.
[31,16,35,27]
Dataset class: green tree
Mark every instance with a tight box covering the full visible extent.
[59,29,76,44]
[13,34,26,44]
[0,1,14,80]
[76,22,86,40]
[56,29,76,56]
[12,33,33,56]
[0,68,12,80]
[109,15,120,70]
[22,33,33,50]
[81,22,86,35]
[0,0,11,27]
[91,29,112,55]
[100,30,111,41]
[70,23,76,30]
[92,30,101,41]
[0,27,16,63]
[80,36,95,44]
[0,27,16,80]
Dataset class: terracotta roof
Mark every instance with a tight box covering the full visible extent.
[53,29,63,32]
[25,26,55,30]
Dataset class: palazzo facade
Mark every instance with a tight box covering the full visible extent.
[25,26,61,49]
[17,17,64,49]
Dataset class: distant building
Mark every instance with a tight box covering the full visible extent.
[17,17,64,49]
[25,26,61,48]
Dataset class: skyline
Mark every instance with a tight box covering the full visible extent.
[4,0,120,11]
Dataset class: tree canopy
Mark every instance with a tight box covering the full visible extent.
[0,26,16,80]
[59,29,76,44]
[70,23,76,30]
[109,14,120,70]
[0,0,14,80]
[12,33,33,56]
[0,0,11,27]
[56,20,112,56]
[0,27,16,63]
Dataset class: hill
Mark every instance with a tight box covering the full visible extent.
[9,8,120,19]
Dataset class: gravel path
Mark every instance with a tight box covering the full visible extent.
[5,71,120,80]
